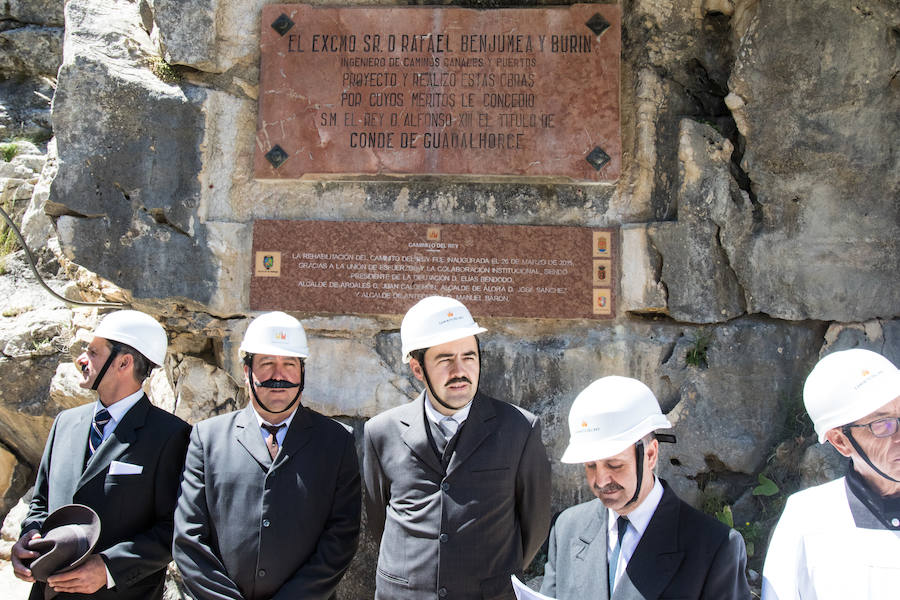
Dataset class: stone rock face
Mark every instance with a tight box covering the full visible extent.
[3,0,66,27]
[49,0,217,308]
[725,0,900,321]
[0,25,63,76]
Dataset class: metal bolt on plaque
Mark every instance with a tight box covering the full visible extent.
[585,13,611,37]
[270,14,294,36]
[586,147,611,171]
[265,145,289,169]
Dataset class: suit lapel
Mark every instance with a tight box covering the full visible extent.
[78,396,149,490]
[62,404,94,497]
[400,394,444,475]
[619,482,684,600]
[235,405,274,470]
[272,407,314,471]
[445,394,495,477]
[575,500,612,600]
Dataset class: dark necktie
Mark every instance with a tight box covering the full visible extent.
[89,408,111,456]
[262,423,285,460]
[609,516,629,594]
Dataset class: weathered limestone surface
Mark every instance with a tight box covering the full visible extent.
[725,0,900,321]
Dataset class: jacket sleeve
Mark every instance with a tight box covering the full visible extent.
[700,528,751,600]
[761,496,802,600]
[100,419,191,590]
[20,414,61,536]
[516,418,552,568]
[172,425,245,600]
[271,429,361,600]
[539,517,559,597]
[362,421,389,544]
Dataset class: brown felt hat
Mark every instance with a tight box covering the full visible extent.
[27,504,101,599]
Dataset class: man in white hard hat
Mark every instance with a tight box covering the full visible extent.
[761,348,900,599]
[542,376,750,600]
[363,296,551,600]
[173,311,360,600]
[11,310,191,600]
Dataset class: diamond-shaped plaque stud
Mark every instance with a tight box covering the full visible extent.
[265,145,289,169]
[586,147,611,171]
[271,14,295,36]
[585,13,611,37]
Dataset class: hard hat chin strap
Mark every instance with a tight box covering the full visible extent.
[625,440,645,508]
[90,343,121,391]
[842,426,900,483]
[249,362,305,415]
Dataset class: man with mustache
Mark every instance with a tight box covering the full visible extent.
[541,376,750,600]
[363,296,551,599]
[11,310,190,599]
[173,311,361,600]
[762,349,900,599]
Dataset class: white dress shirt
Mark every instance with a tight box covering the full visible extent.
[608,476,664,589]
[424,393,472,436]
[253,406,297,449]
[94,389,144,443]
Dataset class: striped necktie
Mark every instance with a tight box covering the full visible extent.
[608,516,629,594]
[89,408,111,455]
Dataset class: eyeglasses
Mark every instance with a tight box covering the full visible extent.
[843,417,900,438]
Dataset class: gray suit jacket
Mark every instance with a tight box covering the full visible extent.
[22,395,191,600]
[173,404,361,600]
[541,480,751,600]
[364,392,551,600]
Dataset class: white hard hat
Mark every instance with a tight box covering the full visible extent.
[561,376,672,464]
[239,311,309,359]
[93,310,167,366]
[804,349,900,443]
[400,296,487,363]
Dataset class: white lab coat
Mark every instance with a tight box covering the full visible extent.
[762,477,900,599]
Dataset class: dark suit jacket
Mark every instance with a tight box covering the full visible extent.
[541,480,751,600]
[363,392,551,600]
[173,404,361,600]
[21,395,191,600]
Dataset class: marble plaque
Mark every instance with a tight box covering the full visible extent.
[250,220,617,319]
[256,4,621,181]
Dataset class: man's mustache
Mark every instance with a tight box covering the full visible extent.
[445,377,472,387]
[257,379,301,389]
[595,482,624,494]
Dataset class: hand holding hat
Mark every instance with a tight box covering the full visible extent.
[25,504,101,599]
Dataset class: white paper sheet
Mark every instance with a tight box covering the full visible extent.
[511,574,556,600]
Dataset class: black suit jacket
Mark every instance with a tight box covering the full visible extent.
[22,395,191,600]
[541,480,751,600]
[173,404,361,600]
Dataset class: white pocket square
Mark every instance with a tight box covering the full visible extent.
[109,460,143,475]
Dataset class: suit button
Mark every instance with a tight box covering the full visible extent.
[439,533,448,543]
[258,569,266,577]
[438,587,448,597]
[441,482,450,492]
[262,519,270,527]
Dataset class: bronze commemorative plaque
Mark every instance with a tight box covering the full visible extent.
[250,220,616,319]
[255,4,621,180]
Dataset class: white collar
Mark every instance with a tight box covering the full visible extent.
[608,476,664,540]
[423,391,472,426]
[253,405,298,431]
[97,389,143,424]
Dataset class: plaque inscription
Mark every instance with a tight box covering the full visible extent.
[256,4,621,180]
[250,221,617,319]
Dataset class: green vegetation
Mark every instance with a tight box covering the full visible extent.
[0,142,20,162]
[685,329,711,367]
[0,198,18,258]
[148,56,181,84]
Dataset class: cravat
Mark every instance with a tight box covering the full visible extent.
[262,423,285,460]
[89,408,111,455]
[608,516,629,594]
[439,416,458,439]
